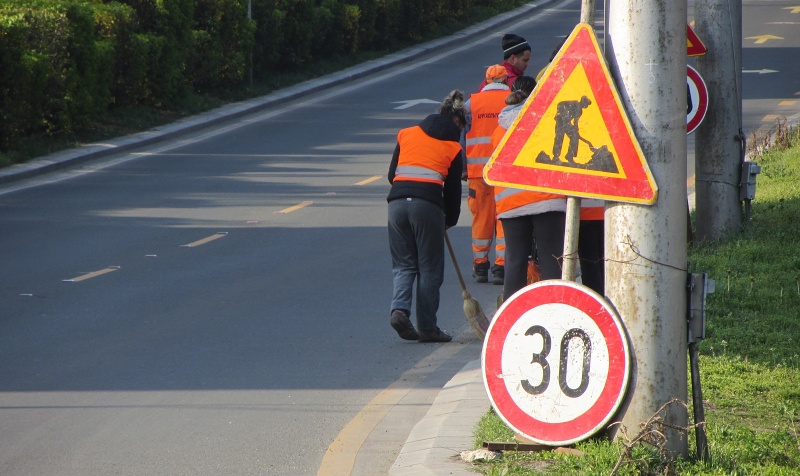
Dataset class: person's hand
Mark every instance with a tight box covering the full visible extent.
[461,171,468,181]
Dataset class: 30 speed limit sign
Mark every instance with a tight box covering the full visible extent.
[482,280,631,446]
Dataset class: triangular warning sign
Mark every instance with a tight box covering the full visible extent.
[687,24,707,56]
[484,23,657,204]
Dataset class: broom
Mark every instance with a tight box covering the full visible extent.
[444,230,490,339]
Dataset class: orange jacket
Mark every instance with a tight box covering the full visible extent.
[394,126,463,186]
[465,90,508,179]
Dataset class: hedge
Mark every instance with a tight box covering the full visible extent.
[0,0,525,151]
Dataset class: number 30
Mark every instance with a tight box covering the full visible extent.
[521,325,592,398]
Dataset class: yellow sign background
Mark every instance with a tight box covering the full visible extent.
[512,63,626,178]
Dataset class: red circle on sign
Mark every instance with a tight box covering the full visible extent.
[482,280,630,445]
[687,65,708,134]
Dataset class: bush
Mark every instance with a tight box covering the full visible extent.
[0,0,531,156]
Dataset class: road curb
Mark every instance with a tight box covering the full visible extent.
[389,359,489,476]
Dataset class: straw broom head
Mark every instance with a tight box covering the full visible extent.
[462,289,489,339]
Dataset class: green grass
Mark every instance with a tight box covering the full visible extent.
[471,130,800,475]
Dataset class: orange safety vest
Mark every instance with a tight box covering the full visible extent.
[489,125,565,215]
[394,126,462,185]
[580,199,605,220]
[465,90,508,179]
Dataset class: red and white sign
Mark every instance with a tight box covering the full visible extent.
[687,65,708,135]
[482,280,631,446]
[484,23,657,205]
[687,24,707,56]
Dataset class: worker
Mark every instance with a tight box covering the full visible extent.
[499,34,531,89]
[387,90,467,343]
[489,76,566,300]
[463,65,510,285]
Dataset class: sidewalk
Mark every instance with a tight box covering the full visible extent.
[389,359,489,476]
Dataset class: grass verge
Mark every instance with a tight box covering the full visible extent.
[470,126,800,475]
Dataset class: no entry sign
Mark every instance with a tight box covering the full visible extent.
[482,280,631,446]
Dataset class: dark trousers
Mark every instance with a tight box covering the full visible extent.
[579,220,604,295]
[388,198,445,333]
[501,211,566,300]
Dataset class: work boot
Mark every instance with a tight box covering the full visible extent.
[472,262,489,283]
[491,265,504,285]
[390,309,418,341]
[418,327,452,343]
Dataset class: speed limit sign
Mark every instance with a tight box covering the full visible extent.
[482,280,631,446]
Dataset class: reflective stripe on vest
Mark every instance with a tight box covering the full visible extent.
[465,90,507,178]
[394,125,461,186]
[394,165,445,184]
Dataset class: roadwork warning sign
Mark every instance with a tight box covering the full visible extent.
[484,23,657,205]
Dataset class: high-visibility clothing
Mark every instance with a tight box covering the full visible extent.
[394,126,462,186]
[580,199,605,221]
[465,90,508,179]
[468,178,504,266]
[465,89,507,267]
[490,125,565,217]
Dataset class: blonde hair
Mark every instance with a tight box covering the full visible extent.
[439,89,468,125]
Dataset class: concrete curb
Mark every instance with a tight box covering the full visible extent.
[389,359,489,476]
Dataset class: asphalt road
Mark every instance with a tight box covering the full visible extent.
[1,0,799,475]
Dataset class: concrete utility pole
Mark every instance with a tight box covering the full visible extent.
[605,0,689,456]
[694,0,743,241]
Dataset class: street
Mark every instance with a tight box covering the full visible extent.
[1,0,799,474]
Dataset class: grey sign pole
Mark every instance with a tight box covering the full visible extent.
[604,0,689,456]
[561,0,599,283]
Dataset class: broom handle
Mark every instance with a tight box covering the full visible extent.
[444,230,468,292]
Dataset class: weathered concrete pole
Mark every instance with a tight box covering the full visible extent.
[694,0,743,241]
[604,0,689,456]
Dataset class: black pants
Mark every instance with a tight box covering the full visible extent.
[579,220,604,295]
[501,211,566,300]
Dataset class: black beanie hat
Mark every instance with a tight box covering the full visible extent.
[502,33,530,59]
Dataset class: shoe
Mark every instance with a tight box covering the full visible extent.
[472,263,489,283]
[491,265,504,285]
[418,327,452,343]
[390,310,419,341]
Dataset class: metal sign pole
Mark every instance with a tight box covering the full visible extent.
[562,1,597,282]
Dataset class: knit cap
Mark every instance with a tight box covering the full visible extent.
[502,33,530,59]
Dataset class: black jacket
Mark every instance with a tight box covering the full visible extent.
[387,114,463,227]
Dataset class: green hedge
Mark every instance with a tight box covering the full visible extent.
[0,0,525,152]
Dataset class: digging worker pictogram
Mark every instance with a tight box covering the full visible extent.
[552,95,592,164]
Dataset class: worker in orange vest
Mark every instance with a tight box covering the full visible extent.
[387,90,467,343]
[489,76,566,300]
[463,65,510,285]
